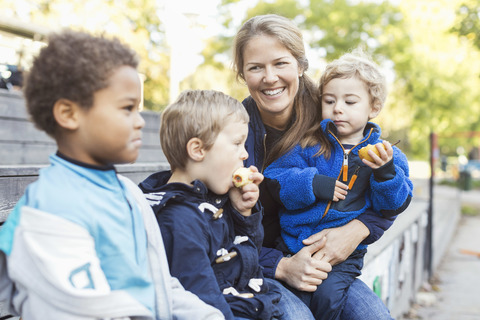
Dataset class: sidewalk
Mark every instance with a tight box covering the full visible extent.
[405,189,480,320]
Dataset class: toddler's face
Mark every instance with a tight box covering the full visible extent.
[321,76,377,145]
[201,117,249,195]
[75,66,145,166]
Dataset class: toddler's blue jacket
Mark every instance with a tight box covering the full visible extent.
[242,96,398,277]
[264,119,413,253]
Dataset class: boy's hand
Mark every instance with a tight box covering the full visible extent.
[333,180,348,201]
[361,141,394,169]
[229,166,263,216]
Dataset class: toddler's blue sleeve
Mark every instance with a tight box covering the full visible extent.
[264,145,318,211]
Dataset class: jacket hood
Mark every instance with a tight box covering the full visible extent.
[138,170,229,209]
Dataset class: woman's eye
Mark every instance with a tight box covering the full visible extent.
[124,105,135,112]
[346,101,356,105]
[248,66,260,71]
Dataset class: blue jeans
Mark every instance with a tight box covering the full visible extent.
[236,277,392,320]
[288,278,393,320]
[286,249,365,320]
[234,278,314,320]
[268,278,315,320]
[341,279,393,320]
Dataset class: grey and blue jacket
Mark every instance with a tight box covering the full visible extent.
[264,119,413,254]
[0,153,223,320]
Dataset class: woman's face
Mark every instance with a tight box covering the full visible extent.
[242,35,303,130]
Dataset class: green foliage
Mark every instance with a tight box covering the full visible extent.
[245,0,303,20]
[305,0,406,60]
[451,0,480,50]
[1,0,169,110]
[462,205,480,216]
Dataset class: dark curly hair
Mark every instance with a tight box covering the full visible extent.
[23,30,138,136]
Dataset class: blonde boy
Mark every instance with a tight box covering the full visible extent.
[140,90,309,320]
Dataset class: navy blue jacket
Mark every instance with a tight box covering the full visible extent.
[139,171,282,320]
[264,119,413,253]
[242,97,397,276]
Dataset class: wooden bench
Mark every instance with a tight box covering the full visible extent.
[0,89,167,165]
[0,162,170,226]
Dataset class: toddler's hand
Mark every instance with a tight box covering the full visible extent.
[362,141,394,169]
[229,166,263,216]
[333,180,348,201]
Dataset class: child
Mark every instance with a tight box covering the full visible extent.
[263,51,413,320]
[0,31,222,320]
[139,90,292,320]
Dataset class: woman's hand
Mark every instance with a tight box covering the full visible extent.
[303,219,370,266]
[275,237,332,292]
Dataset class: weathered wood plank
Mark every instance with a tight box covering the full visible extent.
[0,162,170,223]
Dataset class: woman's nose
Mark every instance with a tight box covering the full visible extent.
[263,66,278,83]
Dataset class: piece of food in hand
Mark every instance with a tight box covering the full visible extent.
[359,140,400,162]
[358,144,385,162]
[232,167,253,188]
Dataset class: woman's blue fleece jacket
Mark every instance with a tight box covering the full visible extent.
[264,119,413,254]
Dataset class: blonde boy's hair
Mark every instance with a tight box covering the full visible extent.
[160,90,249,171]
[320,49,387,112]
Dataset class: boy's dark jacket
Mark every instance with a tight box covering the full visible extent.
[139,171,282,320]
[264,119,413,253]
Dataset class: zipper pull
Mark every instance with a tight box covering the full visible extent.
[348,166,361,190]
[342,152,348,181]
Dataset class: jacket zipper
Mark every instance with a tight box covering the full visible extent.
[116,175,142,265]
[321,128,375,219]
[261,133,267,173]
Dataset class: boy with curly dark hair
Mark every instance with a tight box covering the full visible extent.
[0,30,223,320]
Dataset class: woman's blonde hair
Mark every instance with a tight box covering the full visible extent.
[160,90,249,171]
[233,14,330,165]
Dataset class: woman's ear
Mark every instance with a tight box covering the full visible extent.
[186,137,205,162]
[298,66,304,78]
[53,99,81,130]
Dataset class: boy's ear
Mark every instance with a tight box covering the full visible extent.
[53,99,81,130]
[369,103,382,120]
[186,137,206,162]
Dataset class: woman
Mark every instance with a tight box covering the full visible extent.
[233,14,395,319]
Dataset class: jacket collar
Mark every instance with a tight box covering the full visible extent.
[139,170,229,208]
[321,119,382,148]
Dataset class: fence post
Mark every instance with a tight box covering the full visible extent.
[426,132,437,278]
